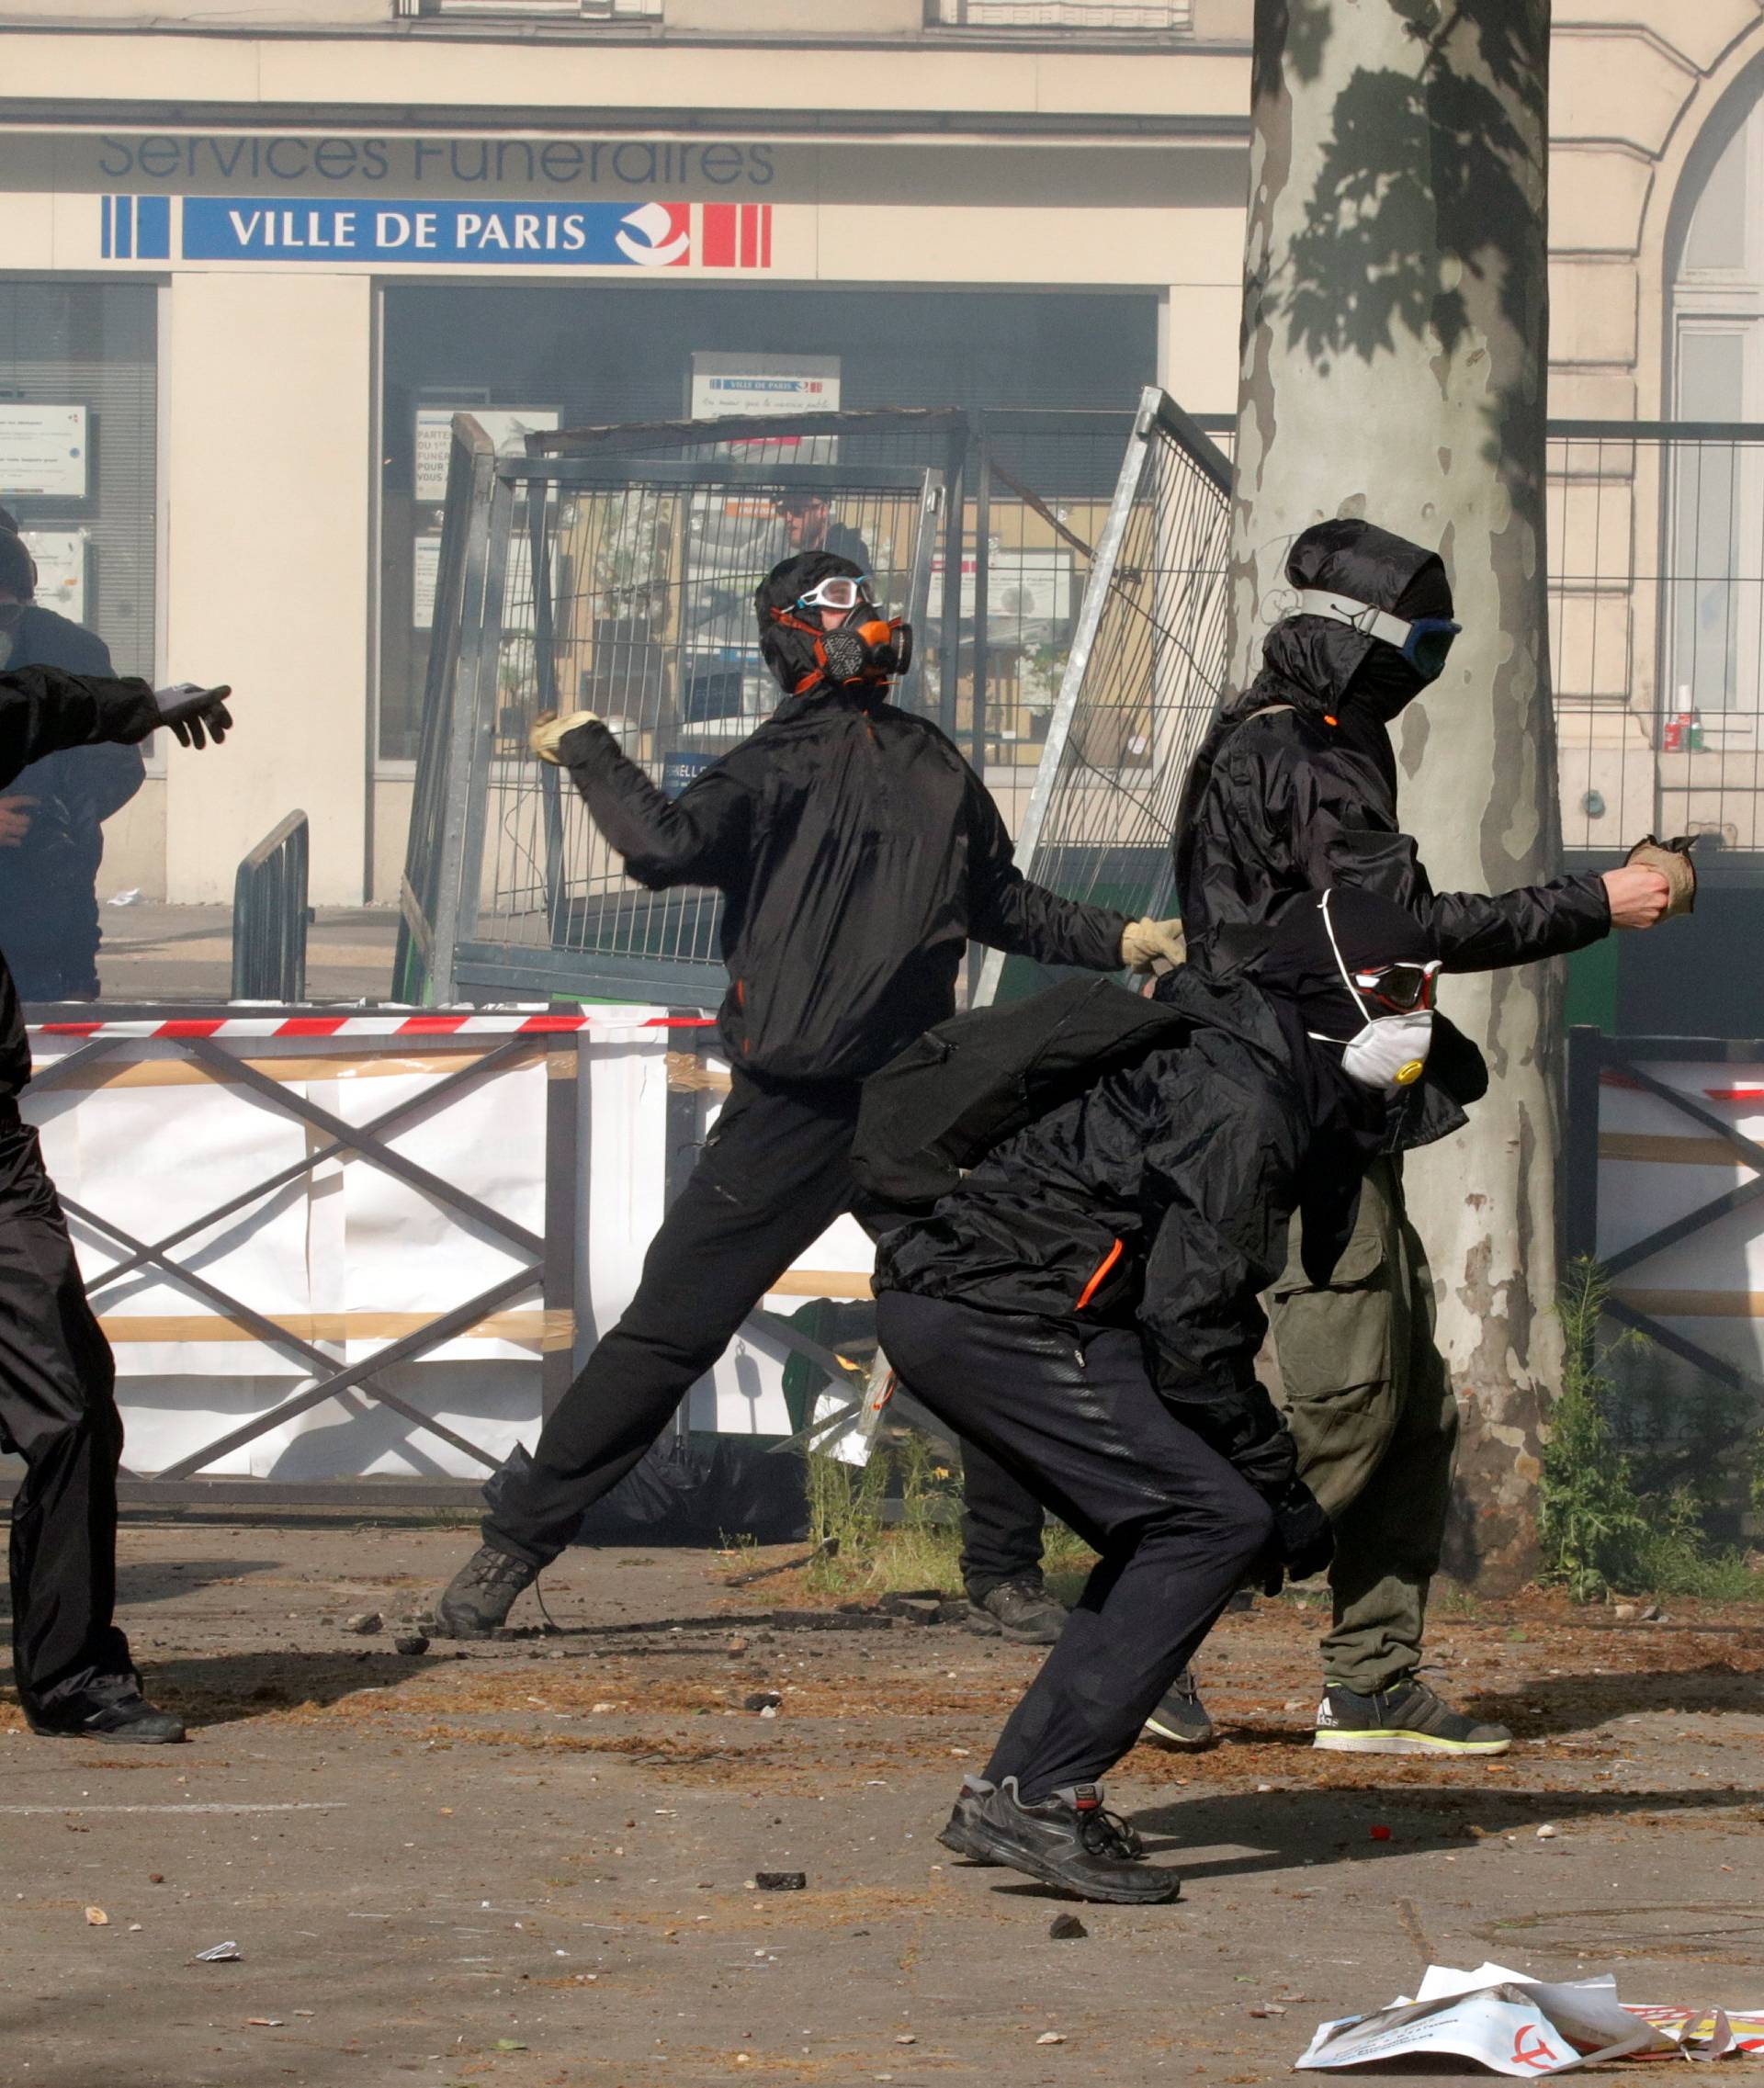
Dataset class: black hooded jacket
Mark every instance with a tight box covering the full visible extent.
[556,687,1128,1085]
[1173,520,1611,976]
[0,664,160,1099]
[871,961,1387,1478]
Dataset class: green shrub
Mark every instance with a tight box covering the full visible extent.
[1541,1259,1762,1602]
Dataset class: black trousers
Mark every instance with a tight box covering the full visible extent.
[877,1291,1275,1801]
[484,1072,1046,1580]
[0,1117,135,1718]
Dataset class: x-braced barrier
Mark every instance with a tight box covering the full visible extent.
[1566,1023,1764,1405]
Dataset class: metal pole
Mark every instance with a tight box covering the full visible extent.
[973,387,1157,1006]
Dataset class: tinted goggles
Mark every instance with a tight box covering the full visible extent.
[1402,618,1460,680]
[797,574,876,614]
[1352,959,1442,1015]
[1295,590,1460,682]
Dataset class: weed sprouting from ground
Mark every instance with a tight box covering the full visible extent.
[799,1438,1095,1604]
[1541,1259,1763,1603]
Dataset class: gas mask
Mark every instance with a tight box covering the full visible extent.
[820,611,913,688]
[764,570,913,697]
[1310,888,1440,1091]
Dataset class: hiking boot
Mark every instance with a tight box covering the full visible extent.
[964,1578,1069,1645]
[28,1679,187,1744]
[957,1777,1178,1904]
[433,1544,538,1639]
[1313,1676,1512,1756]
[1142,1665,1216,1751]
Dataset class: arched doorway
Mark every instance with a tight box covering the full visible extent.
[1666,88,1764,735]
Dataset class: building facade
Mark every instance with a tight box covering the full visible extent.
[1,0,1761,936]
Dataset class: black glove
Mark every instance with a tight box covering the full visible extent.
[1272,1475,1334,1582]
[153,683,234,751]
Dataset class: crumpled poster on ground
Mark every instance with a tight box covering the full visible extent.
[1296,1961,1764,2074]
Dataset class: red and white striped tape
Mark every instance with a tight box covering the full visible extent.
[28,1010,718,1043]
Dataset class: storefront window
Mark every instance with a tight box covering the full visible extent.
[0,282,159,680]
[376,283,1157,762]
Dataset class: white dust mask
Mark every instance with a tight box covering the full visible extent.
[1308,891,1438,1091]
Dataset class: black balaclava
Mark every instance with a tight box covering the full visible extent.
[1259,883,1435,1044]
[1343,547,1456,725]
[1260,518,1452,725]
[1256,886,1441,1282]
[755,549,865,701]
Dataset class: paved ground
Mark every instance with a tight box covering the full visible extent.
[3,1519,1761,2087]
[93,905,401,1004]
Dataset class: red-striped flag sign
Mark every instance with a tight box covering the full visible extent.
[701,203,774,269]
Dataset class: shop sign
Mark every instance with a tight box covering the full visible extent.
[103,195,777,269]
[0,405,88,499]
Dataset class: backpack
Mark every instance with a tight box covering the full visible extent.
[851,975,1189,1210]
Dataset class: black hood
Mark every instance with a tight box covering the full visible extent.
[755,550,865,699]
[1230,518,1453,728]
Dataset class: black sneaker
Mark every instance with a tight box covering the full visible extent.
[937,1773,1001,1864]
[28,1681,186,1744]
[433,1544,538,1639]
[964,1578,1069,1645]
[939,1773,1146,1866]
[958,1778,1177,1904]
[1313,1676,1512,1756]
[1142,1665,1215,1751]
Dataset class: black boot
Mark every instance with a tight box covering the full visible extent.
[958,1778,1178,1904]
[29,1678,187,1744]
[433,1544,538,1639]
[964,1577,1069,1645]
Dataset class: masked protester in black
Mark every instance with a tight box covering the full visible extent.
[432,552,1185,1638]
[1163,518,1667,1762]
[870,887,1447,1904]
[0,661,233,1744]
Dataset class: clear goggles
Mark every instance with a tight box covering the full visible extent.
[1296,589,1461,680]
[1352,958,1442,1016]
[796,574,877,615]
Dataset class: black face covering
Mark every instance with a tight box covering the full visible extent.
[1342,547,1458,720]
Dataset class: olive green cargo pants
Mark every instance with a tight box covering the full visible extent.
[1264,1157,1458,1696]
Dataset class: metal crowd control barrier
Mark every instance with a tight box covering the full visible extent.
[975,386,1233,1002]
[1566,1023,1764,1404]
[0,1004,868,1508]
[231,811,312,1001]
[397,406,966,1007]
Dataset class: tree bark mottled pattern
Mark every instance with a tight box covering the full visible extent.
[1232,0,1558,1586]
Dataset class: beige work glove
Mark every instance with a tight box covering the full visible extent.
[1624,833,1698,919]
[1120,915,1187,975]
[529,707,602,765]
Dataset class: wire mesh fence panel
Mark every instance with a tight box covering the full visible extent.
[1551,422,1764,861]
[976,388,1232,1002]
[437,446,941,1003]
[967,409,1138,836]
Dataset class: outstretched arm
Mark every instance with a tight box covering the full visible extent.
[1308,804,1617,972]
[963,763,1129,971]
[0,667,160,796]
[556,717,753,890]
